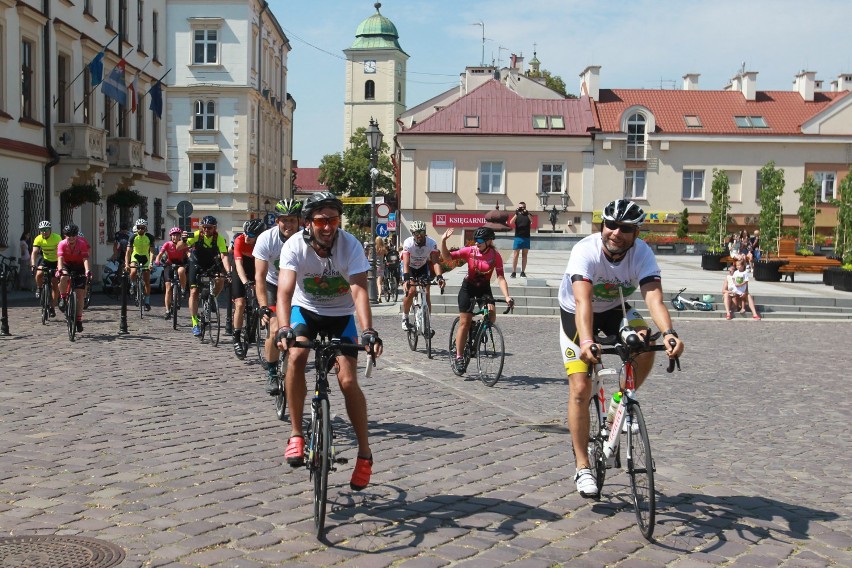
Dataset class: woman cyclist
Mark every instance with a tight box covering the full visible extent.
[56,224,92,332]
[155,227,189,319]
[440,226,513,372]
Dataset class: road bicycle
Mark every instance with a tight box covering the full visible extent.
[166,263,184,330]
[33,264,55,325]
[584,303,680,540]
[382,265,400,303]
[287,335,375,539]
[197,270,222,347]
[670,287,714,312]
[59,269,87,342]
[128,263,151,319]
[449,298,513,386]
[405,276,442,359]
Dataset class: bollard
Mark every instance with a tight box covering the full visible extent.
[119,268,129,334]
[0,266,10,336]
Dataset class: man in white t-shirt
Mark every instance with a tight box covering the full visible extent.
[275,192,383,492]
[400,220,445,331]
[559,199,684,499]
[254,198,304,392]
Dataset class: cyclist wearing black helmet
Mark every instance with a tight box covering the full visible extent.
[184,215,231,337]
[440,225,513,372]
[274,191,383,492]
[230,218,266,357]
[559,199,684,498]
[253,198,303,388]
[125,219,156,311]
[56,224,92,332]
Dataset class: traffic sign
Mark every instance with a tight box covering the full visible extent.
[376,223,389,237]
[376,203,391,217]
[388,213,395,221]
[264,213,276,227]
[387,220,396,231]
[176,200,193,217]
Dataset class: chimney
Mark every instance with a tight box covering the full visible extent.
[579,65,601,100]
[794,70,816,101]
[835,73,852,92]
[682,73,700,91]
[510,54,524,72]
[741,71,757,100]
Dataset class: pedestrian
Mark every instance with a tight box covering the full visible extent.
[724,257,761,320]
[549,206,559,232]
[509,201,532,278]
[375,236,388,303]
[18,231,32,290]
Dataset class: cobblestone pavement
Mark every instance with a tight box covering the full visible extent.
[0,297,849,567]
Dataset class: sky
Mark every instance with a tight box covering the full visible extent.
[270,0,852,167]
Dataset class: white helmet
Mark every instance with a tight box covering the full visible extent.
[135,218,148,228]
[409,220,426,233]
[38,220,51,230]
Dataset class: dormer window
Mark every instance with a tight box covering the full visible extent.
[532,115,565,129]
[464,115,480,128]
[684,115,702,128]
[734,116,768,128]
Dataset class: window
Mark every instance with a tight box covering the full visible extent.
[192,162,216,190]
[682,170,704,200]
[734,116,768,128]
[193,100,215,130]
[21,39,35,119]
[550,116,564,129]
[532,115,547,129]
[151,113,160,155]
[626,113,646,159]
[479,161,503,194]
[135,100,144,142]
[814,172,836,202]
[83,66,92,125]
[119,0,128,43]
[84,0,92,15]
[397,82,401,102]
[106,0,113,29]
[684,115,702,128]
[0,24,4,112]
[755,171,762,202]
[624,170,646,199]
[193,29,218,64]
[152,11,159,60]
[428,160,454,193]
[533,115,565,129]
[137,1,144,52]
[364,80,375,100]
[57,54,70,123]
[541,163,563,194]
[464,115,479,128]
[117,102,126,137]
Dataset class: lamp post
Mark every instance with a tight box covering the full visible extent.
[365,118,383,303]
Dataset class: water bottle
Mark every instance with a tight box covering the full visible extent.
[606,391,622,425]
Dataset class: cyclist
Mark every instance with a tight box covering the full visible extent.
[155,227,188,319]
[560,199,684,498]
[30,220,61,316]
[274,191,383,491]
[125,218,156,311]
[440,226,513,372]
[254,198,303,393]
[112,223,131,262]
[231,218,265,358]
[56,223,91,332]
[184,215,231,337]
[400,220,445,331]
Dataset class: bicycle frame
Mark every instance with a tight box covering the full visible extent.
[406,277,439,358]
[671,287,713,311]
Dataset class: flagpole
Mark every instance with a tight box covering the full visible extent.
[98,49,138,124]
[75,47,136,114]
[56,34,119,108]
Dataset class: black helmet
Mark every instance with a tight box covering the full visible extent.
[602,199,646,226]
[473,226,496,241]
[63,223,80,237]
[302,191,344,219]
[243,218,266,237]
[201,215,218,226]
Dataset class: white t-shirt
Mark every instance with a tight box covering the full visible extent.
[558,234,661,313]
[402,236,439,269]
[252,226,289,285]
[729,269,750,296]
[279,229,370,316]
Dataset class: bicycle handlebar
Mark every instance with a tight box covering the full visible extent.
[590,336,680,373]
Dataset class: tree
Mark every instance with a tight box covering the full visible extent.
[834,169,852,264]
[795,175,819,250]
[758,161,785,257]
[318,127,395,231]
[677,208,689,239]
[707,169,730,251]
[527,69,575,98]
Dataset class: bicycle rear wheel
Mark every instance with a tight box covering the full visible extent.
[407,305,419,351]
[626,403,655,540]
[423,303,432,359]
[207,295,220,347]
[66,293,77,342]
[476,322,504,386]
[275,354,288,421]
[587,395,606,498]
[311,398,331,538]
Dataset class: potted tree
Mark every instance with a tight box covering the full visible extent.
[795,175,820,254]
[832,170,852,292]
[701,169,729,270]
[60,183,101,208]
[753,161,787,281]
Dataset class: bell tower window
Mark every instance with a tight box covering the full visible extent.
[365,80,375,100]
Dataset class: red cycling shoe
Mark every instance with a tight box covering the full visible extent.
[350,455,373,491]
[285,435,305,466]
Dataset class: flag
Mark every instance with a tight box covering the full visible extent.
[102,59,127,107]
[128,74,138,113]
[89,52,105,87]
[149,80,163,119]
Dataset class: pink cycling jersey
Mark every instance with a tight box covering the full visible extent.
[57,237,90,266]
[159,241,186,264]
[450,245,504,285]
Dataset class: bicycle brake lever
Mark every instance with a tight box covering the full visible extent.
[666,338,681,373]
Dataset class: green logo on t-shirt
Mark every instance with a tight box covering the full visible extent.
[303,275,350,297]
[593,281,636,300]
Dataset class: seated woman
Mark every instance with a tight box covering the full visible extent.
[724,258,761,320]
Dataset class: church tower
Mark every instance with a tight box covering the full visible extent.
[343,3,408,148]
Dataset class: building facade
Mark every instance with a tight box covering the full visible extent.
[165,0,293,239]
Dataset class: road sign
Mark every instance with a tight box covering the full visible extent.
[388,212,395,221]
[264,213,276,227]
[376,203,391,217]
[387,220,396,231]
[341,196,384,205]
[176,200,193,217]
[376,223,388,237]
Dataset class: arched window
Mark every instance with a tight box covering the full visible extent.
[365,80,375,100]
[626,113,646,159]
[194,100,215,130]
[397,82,402,102]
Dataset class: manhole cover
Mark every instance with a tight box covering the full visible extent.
[0,535,125,568]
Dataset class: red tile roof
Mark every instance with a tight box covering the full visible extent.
[595,89,850,135]
[293,167,327,193]
[400,79,596,136]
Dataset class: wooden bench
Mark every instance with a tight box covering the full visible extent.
[773,239,840,282]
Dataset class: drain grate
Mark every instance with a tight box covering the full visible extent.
[0,535,125,568]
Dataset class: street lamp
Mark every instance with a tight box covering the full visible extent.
[365,118,383,303]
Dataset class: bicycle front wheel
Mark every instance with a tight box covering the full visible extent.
[41,285,50,325]
[138,282,145,319]
[312,398,331,538]
[407,306,419,351]
[586,395,606,498]
[423,303,432,359]
[627,403,655,540]
[476,322,504,386]
[171,283,180,330]
[66,293,77,342]
[207,295,220,347]
[670,299,685,311]
[275,354,288,421]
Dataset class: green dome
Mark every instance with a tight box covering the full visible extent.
[350,2,407,53]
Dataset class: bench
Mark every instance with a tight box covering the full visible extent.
[773,239,840,282]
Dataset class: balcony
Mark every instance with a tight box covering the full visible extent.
[55,123,108,163]
[104,138,146,189]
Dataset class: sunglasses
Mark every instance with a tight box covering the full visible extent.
[603,219,638,234]
[136,227,147,231]
[245,232,258,238]
[201,225,216,230]
[475,238,488,244]
[311,216,340,229]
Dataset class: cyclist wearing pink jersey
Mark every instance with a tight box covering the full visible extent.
[56,224,91,332]
[440,226,513,371]
[155,227,188,318]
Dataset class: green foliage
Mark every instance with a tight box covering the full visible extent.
[795,175,819,249]
[835,169,852,265]
[796,248,814,256]
[318,127,395,231]
[758,161,785,256]
[527,68,575,98]
[707,169,730,247]
[676,208,689,239]
[107,189,144,209]
[60,183,101,208]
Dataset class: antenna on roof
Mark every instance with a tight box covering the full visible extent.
[471,22,485,66]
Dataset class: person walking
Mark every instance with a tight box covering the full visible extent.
[18,231,32,290]
[509,202,532,278]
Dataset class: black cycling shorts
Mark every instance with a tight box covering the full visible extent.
[230,266,257,299]
[457,278,495,313]
[188,258,223,287]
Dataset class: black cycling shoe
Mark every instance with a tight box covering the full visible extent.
[144,303,151,312]
[233,337,245,358]
[57,297,67,313]
[265,371,279,395]
[164,310,171,320]
[48,307,56,318]
[75,321,84,332]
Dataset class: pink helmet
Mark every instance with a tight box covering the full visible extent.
[169,227,182,236]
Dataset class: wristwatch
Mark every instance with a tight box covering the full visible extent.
[662,329,678,338]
